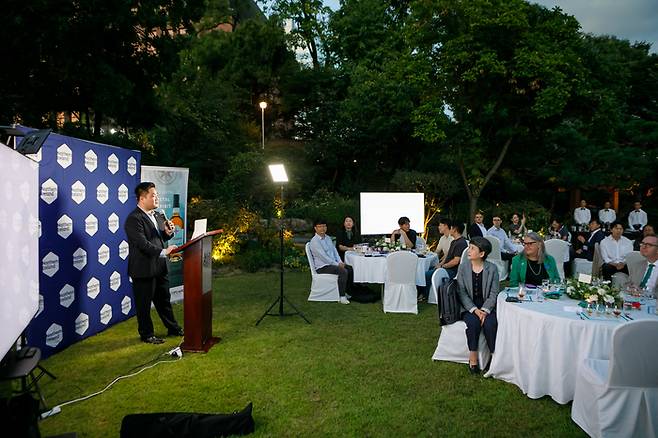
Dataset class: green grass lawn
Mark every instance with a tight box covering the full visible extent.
[39,272,585,437]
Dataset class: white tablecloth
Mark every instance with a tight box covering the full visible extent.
[486,288,658,404]
[345,251,438,286]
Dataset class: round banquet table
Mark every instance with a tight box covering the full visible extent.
[344,251,438,286]
[485,288,658,404]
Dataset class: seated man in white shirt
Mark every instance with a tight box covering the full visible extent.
[599,221,634,280]
[487,216,519,262]
[573,199,591,229]
[628,201,648,231]
[631,235,658,296]
[598,201,616,227]
[308,218,353,304]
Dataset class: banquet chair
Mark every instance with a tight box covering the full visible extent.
[484,235,508,281]
[432,323,491,366]
[383,251,418,314]
[428,268,450,305]
[545,239,569,280]
[305,243,340,302]
[571,320,658,438]
[591,242,603,277]
[625,251,645,280]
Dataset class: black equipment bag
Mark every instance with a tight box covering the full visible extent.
[348,285,380,303]
[438,279,461,326]
[0,393,41,438]
[120,402,254,438]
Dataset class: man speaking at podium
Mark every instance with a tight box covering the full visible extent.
[125,182,184,344]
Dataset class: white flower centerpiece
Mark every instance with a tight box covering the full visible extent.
[565,277,621,305]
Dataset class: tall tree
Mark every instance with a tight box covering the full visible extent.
[410,0,587,218]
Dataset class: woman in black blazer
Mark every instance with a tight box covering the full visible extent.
[335,215,361,261]
[456,236,499,374]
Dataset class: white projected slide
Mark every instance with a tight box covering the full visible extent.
[360,192,425,235]
[0,147,39,359]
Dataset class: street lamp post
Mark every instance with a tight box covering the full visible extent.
[259,101,267,150]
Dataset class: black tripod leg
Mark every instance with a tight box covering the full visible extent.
[37,364,56,380]
[282,295,311,324]
[255,296,282,326]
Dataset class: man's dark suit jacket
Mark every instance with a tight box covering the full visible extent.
[582,228,605,261]
[124,208,172,279]
[468,223,485,239]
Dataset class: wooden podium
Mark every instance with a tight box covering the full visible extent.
[174,229,222,353]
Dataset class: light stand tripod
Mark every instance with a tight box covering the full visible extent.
[256,168,310,326]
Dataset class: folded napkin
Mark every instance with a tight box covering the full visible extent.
[544,291,562,299]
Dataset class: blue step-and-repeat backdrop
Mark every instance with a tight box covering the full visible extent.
[26,131,141,357]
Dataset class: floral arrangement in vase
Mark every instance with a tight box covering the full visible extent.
[565,277,620,305]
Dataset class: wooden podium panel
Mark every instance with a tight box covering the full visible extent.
[174,230,222,352]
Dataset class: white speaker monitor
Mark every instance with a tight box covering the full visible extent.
[359,192,425,235]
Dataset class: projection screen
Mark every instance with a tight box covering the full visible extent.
[360,192,425,235]
[0,146,39,359]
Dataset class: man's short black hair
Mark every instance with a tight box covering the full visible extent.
[589,218,600,226]
[313,218,327,227]
[135,182,155,199]
[610,220,624,229]
[398,216,410,226]
[451,222,464,234]
[438,217,451,227]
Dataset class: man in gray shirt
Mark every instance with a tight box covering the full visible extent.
[308,218,354,304]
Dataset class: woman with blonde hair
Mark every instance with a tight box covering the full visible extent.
[509,232,560,287]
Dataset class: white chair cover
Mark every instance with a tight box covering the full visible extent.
[571,320,658,438]
[485,235,508,281]
[383,251,418,314]
[625,251,645,279]
[429,268,450,305]
[432,321,491,367]
[305,242,340,302]
[415,236,426,251]
[545,239,569,280]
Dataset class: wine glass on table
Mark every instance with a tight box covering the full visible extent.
[613,305,621,318]
[518,284,526,301]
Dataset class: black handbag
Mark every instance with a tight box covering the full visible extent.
[438,279,461,326]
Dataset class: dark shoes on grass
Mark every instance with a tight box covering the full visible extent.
[142,336,164,344]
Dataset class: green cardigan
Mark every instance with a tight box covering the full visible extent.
[508,253,561,287]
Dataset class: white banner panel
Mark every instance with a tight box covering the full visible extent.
[0,147,39,359]
[360,192,425,235]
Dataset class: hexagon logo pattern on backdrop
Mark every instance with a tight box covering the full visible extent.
[46,323,63,348]
[118,240,129,260]
[72,248,87,270]
[108,213,119,233]
[118,184,129,204]
[40,178,58,204]
[109,271,121,291]
[59,284,75,308]
[100,304,112,325]
[96,183,109,204]
[57,214,73,239]
[84,150,98,172]
[98,244,110,265]
[107,153,119,174]
[75,313,90,336]
[42,252,59,277]
[85,214,98,236]
[4,180,13,201]
[127,156,137,176]
[87,277,100,299]
[56,144,72,168]
[71,180,86,204]
[121,296,132,315]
